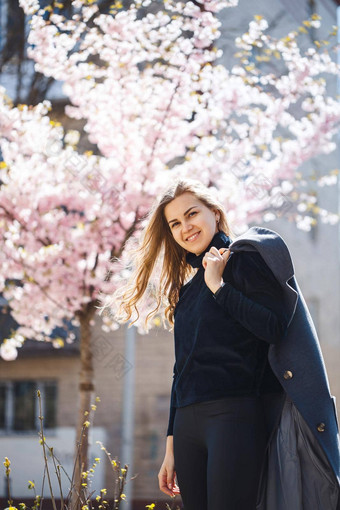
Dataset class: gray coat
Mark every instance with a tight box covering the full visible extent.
[229,226,340,510]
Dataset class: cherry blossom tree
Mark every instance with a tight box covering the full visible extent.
[1,0,340,491]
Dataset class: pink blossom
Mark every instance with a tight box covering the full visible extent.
[0,5,339,348]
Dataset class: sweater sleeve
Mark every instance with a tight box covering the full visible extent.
[166,363,177,436]
[213,251,289,344]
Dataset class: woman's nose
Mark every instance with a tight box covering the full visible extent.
[182,220,193,231]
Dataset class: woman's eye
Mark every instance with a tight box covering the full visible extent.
[171,211,197,229]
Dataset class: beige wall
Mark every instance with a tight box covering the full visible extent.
[90,319,175,501]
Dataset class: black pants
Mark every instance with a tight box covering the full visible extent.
[173,395,268,510]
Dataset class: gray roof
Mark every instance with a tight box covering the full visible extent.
[0,305,80,358]
[278,0,337,23]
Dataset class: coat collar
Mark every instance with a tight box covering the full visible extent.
[230,226,295,285]
[229,225,298,328]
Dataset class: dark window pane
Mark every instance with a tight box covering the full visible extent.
[44,383,57,429]
[13,381,36,431]
[0,384,6,429]
[2,0,25,63]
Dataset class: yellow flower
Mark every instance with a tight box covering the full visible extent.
[95,396,101,402]
[34,495,41,505]
[121,468,126,474]
[83,421,90,428]
[53,338,64,348]
[146,505,156,510]
[95,457,100,463]
[4,457,11,476]
[153,316,161,327]
[100,488,107,495]
[28,481,35,489]
[120,494,126,500]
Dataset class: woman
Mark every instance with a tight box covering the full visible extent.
[107,177,288,509]
[104,177,340,510]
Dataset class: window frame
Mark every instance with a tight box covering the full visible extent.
[0,379,58,435]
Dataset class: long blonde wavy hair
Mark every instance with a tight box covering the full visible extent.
[100,178,235,330]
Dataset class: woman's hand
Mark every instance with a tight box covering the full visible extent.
[202,246,231,293]
[158,449,180,497]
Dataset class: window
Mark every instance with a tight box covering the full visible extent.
[13,381,36,431]
[0,384,5,429]
[0,380,57,433]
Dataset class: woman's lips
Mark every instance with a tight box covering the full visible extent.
[186,231,200,242]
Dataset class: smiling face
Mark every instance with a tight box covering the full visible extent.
[164,192,220,256]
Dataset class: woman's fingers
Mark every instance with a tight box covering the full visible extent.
[202,254,218,269]
[173,485,181,494]
[171,472,181,495]
[208,246,230,258]
[203,247,230,268]
[210,245,222,254]
[158,468,176,497]
[219,247,231,258]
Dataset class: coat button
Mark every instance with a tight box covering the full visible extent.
[283,370,293,380]
[317,422,326,432]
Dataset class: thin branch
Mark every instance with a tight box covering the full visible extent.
[38,391,58,510]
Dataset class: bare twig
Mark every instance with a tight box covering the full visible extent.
[37,390,58,510]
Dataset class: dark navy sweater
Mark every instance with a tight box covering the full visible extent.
[166,230,289,436]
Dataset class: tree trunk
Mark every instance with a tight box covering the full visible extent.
[71,303,96,510]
